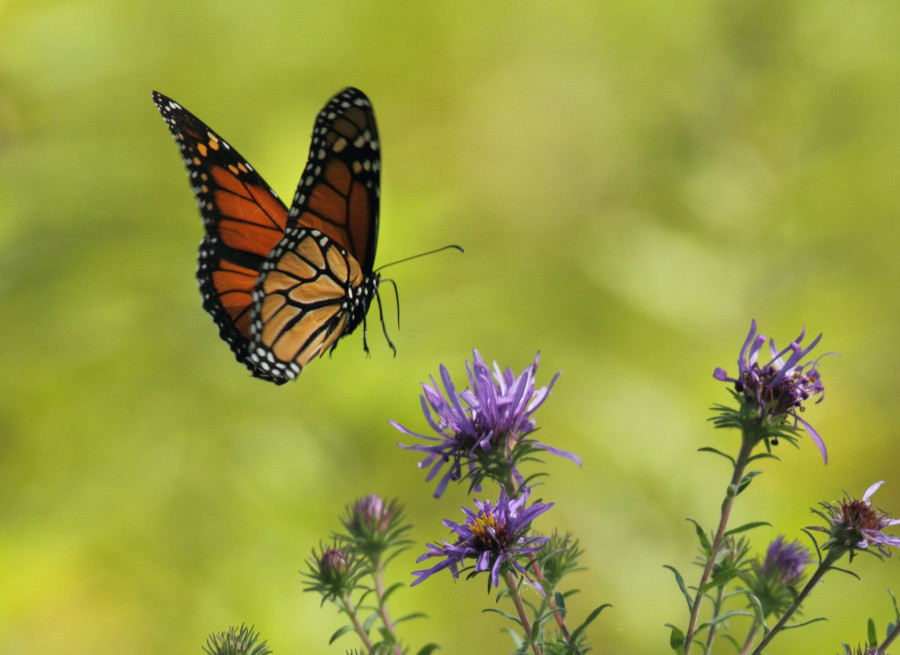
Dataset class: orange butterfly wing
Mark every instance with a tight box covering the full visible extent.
[153,90,290,382]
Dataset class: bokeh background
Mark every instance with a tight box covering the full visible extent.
[3,1,900,653]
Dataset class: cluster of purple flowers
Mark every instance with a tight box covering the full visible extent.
[393,350,580,595]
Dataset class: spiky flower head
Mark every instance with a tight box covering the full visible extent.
[810,481,900,562]
[840,645,882,655]
[301,540,364,602]
[742,536,810,618]
[713,319,829,462]
[341,494,409,562]
[203,624,271,655]
[535,530,584,592]
[411,485,552,594]
[392,350,580,497]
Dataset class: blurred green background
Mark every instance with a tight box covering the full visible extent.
[3,0,900,653]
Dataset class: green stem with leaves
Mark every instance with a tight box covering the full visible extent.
[683,436,755,653]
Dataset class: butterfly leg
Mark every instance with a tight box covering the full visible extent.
[373,288,397,357]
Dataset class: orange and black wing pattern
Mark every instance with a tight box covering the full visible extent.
[248,88,384,382]
[153,90,290,382]
[153,87,386,384]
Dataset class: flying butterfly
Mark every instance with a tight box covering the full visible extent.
[153,87,392,384]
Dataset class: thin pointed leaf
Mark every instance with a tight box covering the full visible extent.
[697,447,736,466]
[725,521,771,537]
[686,517,712,552]
[663,565,693,611]
[483,607,520,624]
[415,644,441,655]
[779,616,827,631]
[394,612,427,625]
[328,625,355,645]
[704,609,754,627]
[570,604,612,642]
[699,567,741,593]
[503,627,524,649]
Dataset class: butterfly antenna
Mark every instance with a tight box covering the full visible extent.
[374,244,464,272]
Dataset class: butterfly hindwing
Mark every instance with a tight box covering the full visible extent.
[154,87,384,384]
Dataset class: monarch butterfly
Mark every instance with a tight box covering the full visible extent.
[153,87,391,384]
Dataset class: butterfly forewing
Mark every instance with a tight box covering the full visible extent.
[286,87,381,272]
[153,91,290,380]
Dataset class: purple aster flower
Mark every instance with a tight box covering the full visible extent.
[810,481,900,559]
[740,536,809,619]
[761,535,809,585]
[411,486,552,594]
[392,350,581,498]
[714,319,829,462]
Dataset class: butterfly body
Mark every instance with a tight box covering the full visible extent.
[153,87,385,384]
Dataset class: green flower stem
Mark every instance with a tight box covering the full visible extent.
[528,555,583,655]
[750,553,838,655]
[338,592,375,653]
[371,559,403,655]
[683,436,755,653]
[702,584,727,655]
[504,569,542,655]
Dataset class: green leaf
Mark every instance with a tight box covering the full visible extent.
[554,591,567,611]
[666,624,685,654]
[328,624,355,644]
[415,643,441,655]
[724,521,770,537]
[362,611,378,632]
[867,617,877,646]
[570,604,611,642]
[531,616,542,642]
[704,609,754,626]
[699,567,740,593]
[381,581,404,603]
[779,616,827,630]
[394,612,427,625]
[663,565,693,611]
[697,447,736,466]
[483,607,520,624]
[686,517,712,553]
[503,627,524,649]
[736,470,763,495]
